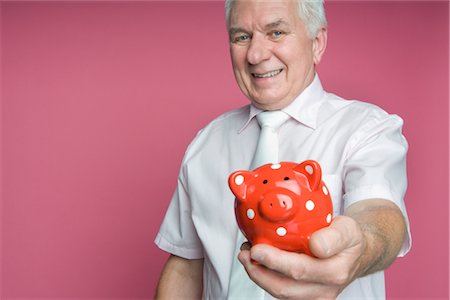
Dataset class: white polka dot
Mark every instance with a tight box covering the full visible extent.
[322,186,329,195]
[305,200,315,211]
[235,175,244,186]
[305,165,314,175]
[276,227,287,237]
[247,209,255,220]
[326,213,332,224]
[271,163,281,169]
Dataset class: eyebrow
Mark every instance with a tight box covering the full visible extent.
[229,19,290,36]
[228,27,247,36]
[264,19,290,30]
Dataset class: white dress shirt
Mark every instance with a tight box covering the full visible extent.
[155,75,411,299]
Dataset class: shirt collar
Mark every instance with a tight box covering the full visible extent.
[238,73,325,133]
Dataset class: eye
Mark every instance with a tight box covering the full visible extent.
[284,177,290,181]
[271,30,285,39]
[232,34,251,43]
[263,179,268,184]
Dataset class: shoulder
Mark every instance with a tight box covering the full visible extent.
[323,92,387,116]
[181,105,250,164]
[321,92,404,129]
[206,105,250,130]
[195,105,249,140]
[321,93,407,158]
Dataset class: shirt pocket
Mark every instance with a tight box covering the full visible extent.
[322,174,343,216]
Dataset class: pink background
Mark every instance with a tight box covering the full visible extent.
[1,1,448,299]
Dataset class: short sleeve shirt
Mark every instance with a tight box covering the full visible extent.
[155,75,411,299]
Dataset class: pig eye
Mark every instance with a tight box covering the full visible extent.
[263,179,268,184]
[284,177,290,181]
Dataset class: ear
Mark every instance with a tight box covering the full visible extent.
[293,160,322,191]
[312,27,327,65]
[228,170,254,201]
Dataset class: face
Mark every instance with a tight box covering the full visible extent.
[228,0,326,110]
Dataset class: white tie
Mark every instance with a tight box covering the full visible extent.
[227,110,290,299]
[251,111,291,169]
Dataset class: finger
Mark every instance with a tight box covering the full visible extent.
[238,247,316,299]
[249,243,360,286]
[249,244,317,281]
[239,249,338,299]
[309,215,363,259]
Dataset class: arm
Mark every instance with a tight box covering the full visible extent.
[342,198,406,276]
[238,198,407,299]
[155,254,204,299]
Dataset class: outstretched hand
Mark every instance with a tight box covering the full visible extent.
[238,216,368,299]
[238,199,407,300]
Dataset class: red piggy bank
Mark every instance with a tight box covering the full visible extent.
[228,160,333,255]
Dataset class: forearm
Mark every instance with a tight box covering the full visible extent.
[155,254,204,299]
[345,198,407,278]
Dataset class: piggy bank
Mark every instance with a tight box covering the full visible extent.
[228,160,333,255]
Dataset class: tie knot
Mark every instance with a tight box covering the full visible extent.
[256,110,290,130]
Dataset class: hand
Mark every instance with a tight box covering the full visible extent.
[238,216,368,300]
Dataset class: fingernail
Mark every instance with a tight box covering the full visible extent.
[251,251,264,263]
[240,242,251,251]
[318,235,330,256]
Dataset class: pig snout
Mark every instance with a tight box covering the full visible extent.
[259,189,298,222]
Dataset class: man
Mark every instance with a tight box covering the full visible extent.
[155,0,411,299]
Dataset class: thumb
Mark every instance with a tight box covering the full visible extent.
[309,216,362,258]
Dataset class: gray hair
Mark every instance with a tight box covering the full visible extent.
[225,0,327,39]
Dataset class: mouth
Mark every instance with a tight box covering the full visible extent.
[252,69,283,79]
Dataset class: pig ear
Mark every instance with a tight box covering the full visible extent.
[228,170,254,201]
[293,160,322,191]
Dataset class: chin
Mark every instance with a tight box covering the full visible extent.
[251,101,284,111]
[252,96,290,110]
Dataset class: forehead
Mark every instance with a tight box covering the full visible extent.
[229,0,300,29]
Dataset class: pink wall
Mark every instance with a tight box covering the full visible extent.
[1,1,448,299]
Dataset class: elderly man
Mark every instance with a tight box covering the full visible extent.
[155,0,411,299]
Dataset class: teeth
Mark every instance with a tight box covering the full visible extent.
[253,69,282,78]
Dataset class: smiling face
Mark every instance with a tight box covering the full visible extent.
[228,0,327,110]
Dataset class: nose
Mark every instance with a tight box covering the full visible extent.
[259,190,298,222]
[247,34,271,65]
